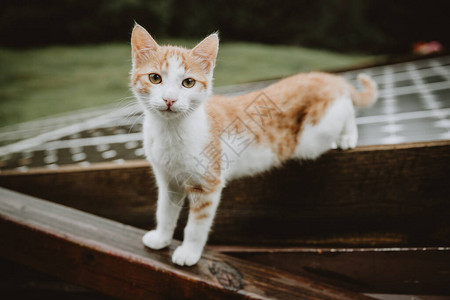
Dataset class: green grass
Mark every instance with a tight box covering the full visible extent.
[0,40,378,128]
[215,42,377,86]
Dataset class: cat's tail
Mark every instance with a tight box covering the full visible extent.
[349,73,378,108]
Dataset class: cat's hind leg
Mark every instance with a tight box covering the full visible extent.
[336,112,358,150]
[295,96,353,160]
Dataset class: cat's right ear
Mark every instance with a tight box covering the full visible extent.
[192,33,219,74]
[131,24,159,67]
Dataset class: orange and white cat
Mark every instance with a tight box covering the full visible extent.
[130,24,377,266]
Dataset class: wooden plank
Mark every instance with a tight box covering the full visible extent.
[211,246,450,296]
[0,257,115,300]
[1,140,449,246]
[0,187,372,300]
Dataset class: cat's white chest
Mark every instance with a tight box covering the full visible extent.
[145,136,187,170]
[142,113,210,178]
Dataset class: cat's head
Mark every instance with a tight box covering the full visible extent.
[130,24,218,120]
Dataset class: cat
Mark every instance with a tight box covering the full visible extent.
[130,24,377,266]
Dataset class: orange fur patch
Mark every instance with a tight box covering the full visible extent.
[190,201,213,213]
[206,72,349,160]
[195,213,210,220]
[186,185,205,193]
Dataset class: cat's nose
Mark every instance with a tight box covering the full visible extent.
[163,98,177,108]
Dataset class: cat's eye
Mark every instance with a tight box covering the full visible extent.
[182,78,196,88]
[149,73,162,84]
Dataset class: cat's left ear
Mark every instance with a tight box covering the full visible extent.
[192,33,219,74]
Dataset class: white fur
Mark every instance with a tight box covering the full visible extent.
[136,53,357,267]
[223,144,279,180]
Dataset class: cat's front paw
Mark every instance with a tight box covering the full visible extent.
[142,230,171,250]
[172,245,202,266]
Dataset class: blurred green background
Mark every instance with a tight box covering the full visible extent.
[0,0,446,127]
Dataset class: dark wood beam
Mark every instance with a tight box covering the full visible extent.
[0,187,372,300]
[1,140,449,247]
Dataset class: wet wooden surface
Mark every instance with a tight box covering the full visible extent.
[0,187,373,300]
[2,246,448,299]
[211,246,450,296]
[1,140,449,247]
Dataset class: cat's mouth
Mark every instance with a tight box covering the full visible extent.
[153,105,186,117]
[157,107,180,116]
[154,105,176,113]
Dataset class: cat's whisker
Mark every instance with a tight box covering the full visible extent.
[127,113,143,134]
[119,108,142,129]
[114,100,140,120]
[113,96,139,110]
